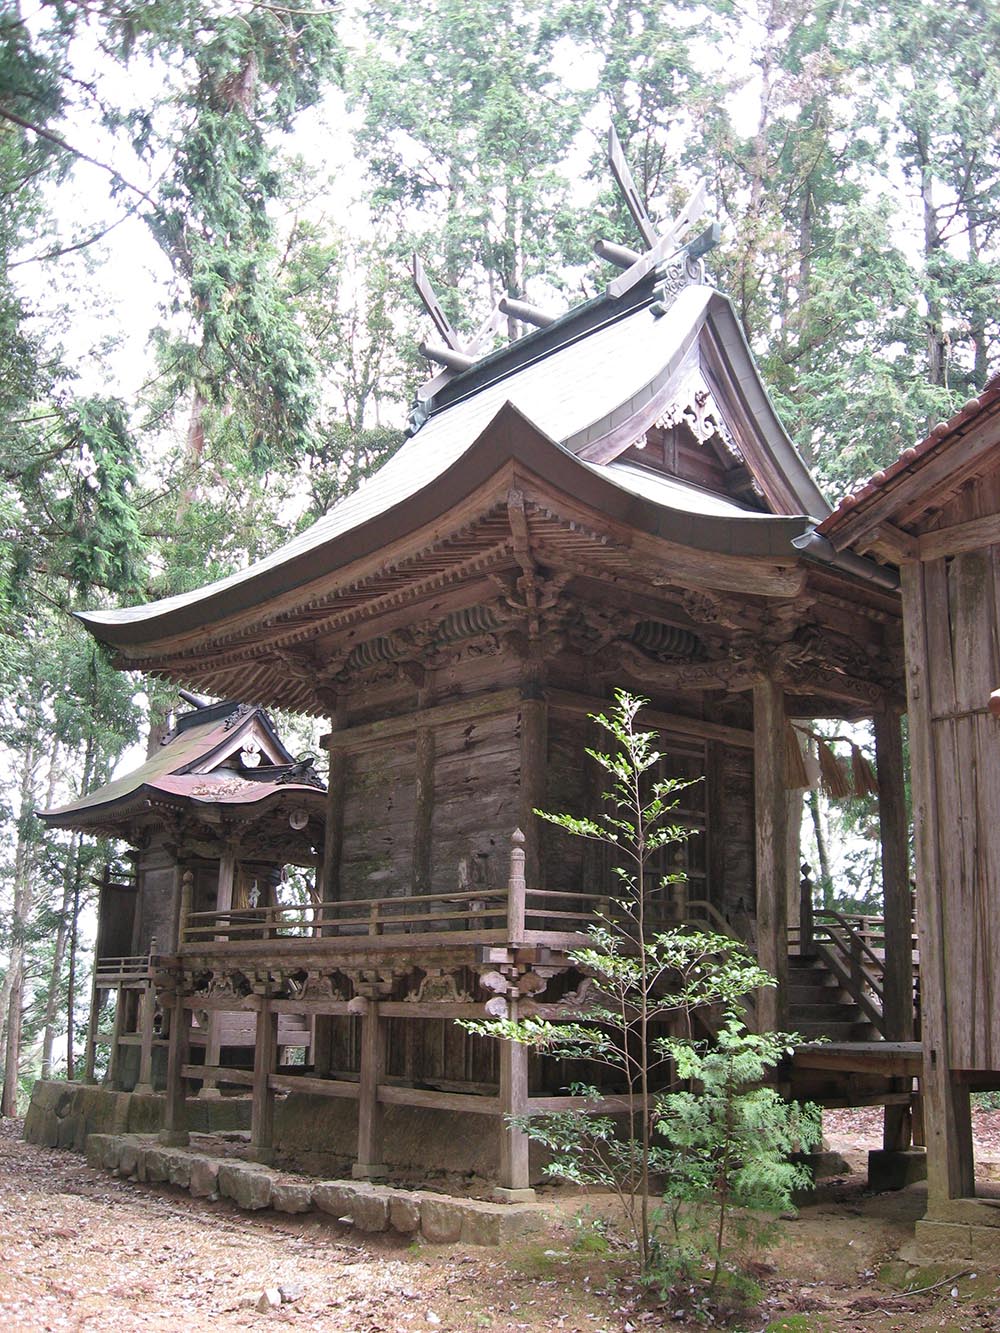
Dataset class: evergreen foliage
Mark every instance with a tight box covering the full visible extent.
[466,692,819,1312]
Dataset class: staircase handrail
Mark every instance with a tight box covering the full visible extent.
[813,908,886,978]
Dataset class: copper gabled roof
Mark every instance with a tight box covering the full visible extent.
[41,701,324,830]
[76,280,829,667]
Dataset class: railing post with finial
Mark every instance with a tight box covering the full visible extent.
[179,867,194,947]
[508,829,526,942]
[799,862,814,954]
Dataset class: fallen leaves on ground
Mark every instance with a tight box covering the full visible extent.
[2,1112,1000,1330]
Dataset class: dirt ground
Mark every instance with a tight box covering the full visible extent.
[3,1113,1000,1333]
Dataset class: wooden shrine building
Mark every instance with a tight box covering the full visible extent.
[51,140,920,1193]
[40,696,326,1095]
[819,376,1000,1251]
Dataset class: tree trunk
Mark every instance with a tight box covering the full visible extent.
[1,971,25,1116]
[0,733,55,1115]
[39,834,80,1080]
[917,132,947,387]
[807,787,833,905]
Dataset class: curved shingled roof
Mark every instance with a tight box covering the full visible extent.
[77,280,830,658]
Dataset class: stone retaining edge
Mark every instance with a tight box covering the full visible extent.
[83,1134,545,1248]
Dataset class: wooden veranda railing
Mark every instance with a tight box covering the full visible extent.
[178,833,726,952]
[94,948,158,986]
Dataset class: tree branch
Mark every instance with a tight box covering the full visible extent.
[10,200,142,268]
[0,106,157,209]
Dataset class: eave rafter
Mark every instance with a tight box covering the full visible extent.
[122,510,517,677]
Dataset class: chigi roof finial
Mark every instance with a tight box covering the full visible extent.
[596,125,721,305]
[410,125,721,405]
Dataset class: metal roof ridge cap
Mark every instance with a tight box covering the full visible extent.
[422,283,715,423]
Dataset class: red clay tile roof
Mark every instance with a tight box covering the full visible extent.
[818,373,1000,538]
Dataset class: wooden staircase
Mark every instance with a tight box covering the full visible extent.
[785,914,921,1108]
[787,953,878,1042]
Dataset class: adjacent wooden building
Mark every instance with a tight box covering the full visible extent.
[820,377,1000,1240]
[58,245,918,1189]
[41,698,325,1095]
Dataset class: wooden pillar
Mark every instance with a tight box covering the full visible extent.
[497,998,533,1200]
[352,999,387,1179]
[900,561,974,1204]
[199,852,236,1098]
[83,971,101,1085]
[322,703,347,912]
[413,728,435,894]
[785,788,803,942]
[753,678,789,1033]
[799,863,814,955]
[706,742,726,916]
[134,984,156,1094]
[104,986,127,1089]
[250,998,279,1163]
[176,867,193,952]
[874,708,916,1153]
[158,993,190,1146]
[875,709,914,1043]
[312,1015,333,1077]
[519,694,548,889]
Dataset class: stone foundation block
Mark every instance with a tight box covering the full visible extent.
[420,1196,464,1244]
[272,1180,313,1214]
[34,1091,557,1253]
[118,1139,141,1179]
[167,1152,193,1189]
[351,1186,390,1233]
[188,1156,220,1198]
[313,1182,358,1220]
[868,1148,927,1192]
[218,1163,274,1211]
[389,1194,421,1234]
[84,1134,112,1169]
[911,1220,974,1261]
[144,1148,171,1183]
[458,1200,544,1247]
